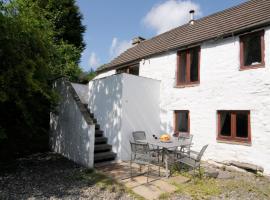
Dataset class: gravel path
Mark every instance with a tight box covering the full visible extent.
[0,152,133,200]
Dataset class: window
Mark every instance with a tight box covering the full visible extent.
[176,47,200,86]
[217,111,251,144]
[240,31,265,69]
[174,111,190,134]
[116,65,139,76]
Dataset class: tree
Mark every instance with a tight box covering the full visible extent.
[36,0,86,53]
[0,0,86,159]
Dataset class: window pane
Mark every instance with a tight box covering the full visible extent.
[236,113,248,138]
[129,66,139,75]
[178,52,186,83]
[220,112,231,136]
[243,33,261,66]
[176,111,188,132]
[190,47,199,82]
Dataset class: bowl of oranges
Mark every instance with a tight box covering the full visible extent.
[159,134,171,143]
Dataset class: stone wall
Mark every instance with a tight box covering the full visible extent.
[139,27,270,174]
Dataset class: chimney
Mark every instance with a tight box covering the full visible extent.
[132,36,145,46]
[189,10,195,25]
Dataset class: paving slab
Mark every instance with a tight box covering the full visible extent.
[121,176,155,188]
[167,175,190,185]
[151,179,177,193]
[132,184,163,200]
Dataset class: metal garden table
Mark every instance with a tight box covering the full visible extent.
[138,138,191,178]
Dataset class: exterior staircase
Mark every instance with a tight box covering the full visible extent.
[84,104,116,164]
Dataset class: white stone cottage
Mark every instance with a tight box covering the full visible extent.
[51,0,270,174]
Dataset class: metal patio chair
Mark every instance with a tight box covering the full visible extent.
[177,144,208,177]
[176,134,194,157]
[132,131,147,143]
[130,141,161,183]
[132,131,161,160]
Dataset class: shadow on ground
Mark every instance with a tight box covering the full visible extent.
[0,152,132,200]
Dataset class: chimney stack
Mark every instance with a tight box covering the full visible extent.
[189,10,195,25]
[132,36,145,46]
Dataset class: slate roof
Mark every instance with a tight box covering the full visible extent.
[97,0,270,73]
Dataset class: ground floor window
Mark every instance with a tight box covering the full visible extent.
[217,111,251,144]
[174,110,189,135]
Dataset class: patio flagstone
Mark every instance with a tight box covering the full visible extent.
[96,161,188,200]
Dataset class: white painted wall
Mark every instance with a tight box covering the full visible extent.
[50,78,95,168]
[71,83,89,104]
[88,73,160,160]
[121,75,160,160]
[139,27,270,174]
[94,69,116,80]
[88,74,123,157]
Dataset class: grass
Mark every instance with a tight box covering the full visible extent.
[174,178,221,199]
[71,166,270,200]
[159,165,270,200]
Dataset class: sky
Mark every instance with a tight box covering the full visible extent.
[76,0,247,72]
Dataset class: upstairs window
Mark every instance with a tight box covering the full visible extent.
[174,110,190,134]
[240,31,264,69]
[116,65,139,76]
[176,47,200,86]
[217,111,251,144]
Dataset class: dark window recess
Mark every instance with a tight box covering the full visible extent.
[179,52,187,84]
[220,112,231,137]
[236,113,248,138]
[116,65,139,76]
[129,66,139,75]
[176,46,200,86]
[240,31,264,69]
[190,47,199,82]
[217,111,251,144]
[175,111,189,133]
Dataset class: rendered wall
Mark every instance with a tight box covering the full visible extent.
[71,83,89,104]
[94,70,116,80]
[139,27,270,173]
[121,74,160,160]
[88,74,160,160]
[88,74,123,157]
[50,78,95,168]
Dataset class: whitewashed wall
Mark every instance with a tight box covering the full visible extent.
[121,75,160,160]
[88,74,123,157]
[71,83,89,104]
[88,74,160,160]
[94,70,116,80]
[139,27,270,173]
[50,78,95,168]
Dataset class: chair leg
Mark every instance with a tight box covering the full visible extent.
[199,164,202,178]
[130,160,133,179]
[139,165,142,172]
[159,165,160,177]
[147,164,150,183]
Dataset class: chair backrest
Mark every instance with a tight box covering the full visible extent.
[130,141,150,155]
[132,131,146,142]
[196,144,208,161]
[178,133,192,140]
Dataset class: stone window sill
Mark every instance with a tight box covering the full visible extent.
[217,139,251,146]
[174,83,200,88]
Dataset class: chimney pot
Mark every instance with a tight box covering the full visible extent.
[189,10,195,25]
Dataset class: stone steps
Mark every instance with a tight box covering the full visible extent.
[95,130,103,137]
[95,137,107,144]
[94,144,112,153]
[83,104,116,164]
[94,152,116,163]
